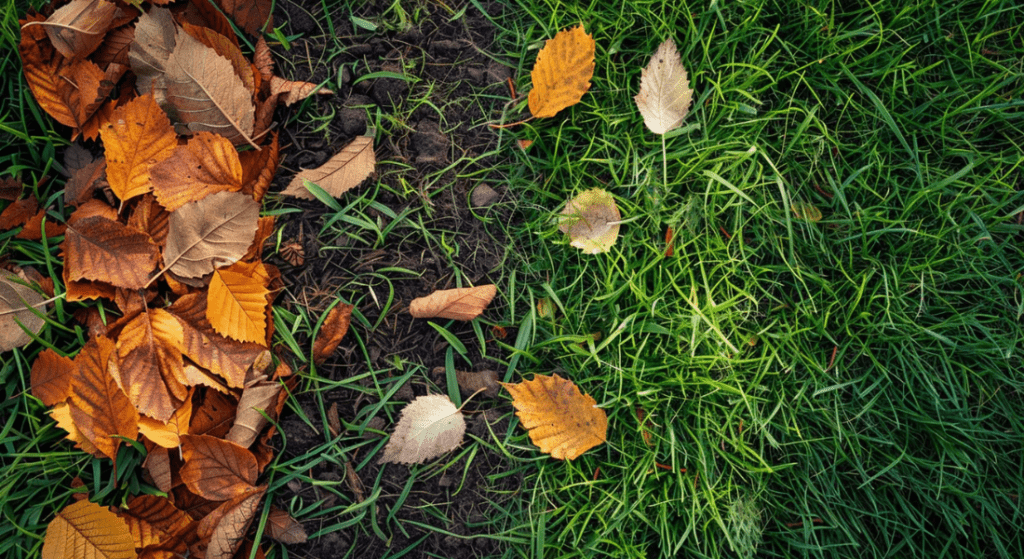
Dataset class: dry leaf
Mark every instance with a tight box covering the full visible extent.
[269,75,333,106]
[190,389,239,439]
[792,202,823,222]
[42,500,135,559]
[180,434,259,500]
[0,197,39,230]
[31,349,73,407]
[454,369,501,398]
[225,380,282,448]
[144,446,173,493]
[206,261,269,345]
[55,58,110,133]
[195,484,266,559]
[528,25,595,118]
[127,195,170,251]
[51,402,101,456]
[68,199,118,226]
[408,285,497,321]
[15,207,68,241]
[63,146,107,206]
[312,303,353,365]
[379,394,466,464]
[170,293,265,389]
[281,136,375,200]
[129,8,176,106]
[501,373,607,460]
[239,132,279,202]
[138,396,192,448]
[180,22,255,95]
[163,191,259,279]
[634,38,693,135]
[217,0,273,36]
[119,494,194,549]
[19,13,77,128]
[0,271,48,352]
[266,507,307,544]
[100,94,178,204]
[558,189,620,254]
[116,308,187,422]
[67,336,139,462]
[151,132,243,212]
[253,37,274,82]
[279,242,304,266]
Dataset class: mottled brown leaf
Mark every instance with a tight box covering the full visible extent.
[33,0,119,59]
[68,336,139,462]
[216,0,273,36]
[31,348,73,407]
[116,308,187,422]
[119,494,194,549]
[266,507,307,544]
[151,132,243,211]
[170,293,265,389]
[312,303,353,365]
[63,216,159,289]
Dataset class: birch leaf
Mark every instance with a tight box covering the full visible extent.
[42,500,135,559]
[380,394,466,464]
[634,38,693,135]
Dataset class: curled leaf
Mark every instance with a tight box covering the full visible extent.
[558,189,620,254]
[312,303,353,365]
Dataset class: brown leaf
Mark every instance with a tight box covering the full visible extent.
[180,434,258,500]
[64,148,108,206]
[15,207,68,241]
[408,284,497,321]
[558,188,621,254]
[138,395,192,448]
[92,23,134,68]
[151,132,243,211]
[183,363,230,394]
[162,191,259,279]
[63,264,117,303]
[116,308,187,422]
[266,507,307,544]
[269,75,332,106]
[180,22,255,94]
[31,349,73,407]
[189,389,238,438]
[0,176,23,201]
[19,13,77,128]
[634,38,693,135]
[528,26,595,118]
[144,446,173,493]
[68,336,140,462]
[379,394,465,464]
[0,197,39,230]
[0,271,49,352]
[278,242,303,266]
[501,373,607,460]
[253,37,273,83]
[238,131,279,202]
[128,194,170,249]
[63,216,160,289]
[67,199,118,226]
[242,216,275,262]
[51,401,101,456]
[455,369,500,398]
[225,380,282,448]
[216,0,273,36]
[41,499,135,559]
[196,484,266,559]
[206,260,269,345]
[32,0,119,59]
[128,8,176,106]
[281,136,375,200]
[170,293,265,388]
[100,93,178,203]
[312,303,353,365]
[119,494,194,549]
[55,57,110,132]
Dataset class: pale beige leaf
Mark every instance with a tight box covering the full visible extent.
[35,0,119,59]
[281,136,375,200]
[634,38,693,135]
[225,380,282,448]
[42,499,136,559]
[379,394,465,464]
[269,75,333,106]
[408,285,496,321]
[501,373,607,460]
[0,271,48,352]
[162,191,259,279]
[558,188,620,254]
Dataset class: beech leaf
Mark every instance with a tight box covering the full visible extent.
[100,93,178,203]
[67,337,139,462]
[501,373,607,460]
[281,136,375,200]
[206,261,269,345]
[42,500,136,559]
[558,189,621,254]
[379,394,466,464]
[269,75,333,106]
[116,308,187,422]
[31,348,73,406]
[634,38,693,135]
[170,293,266,389]
[150,131,244,212]
[118,494,194,550]
[180,434,259,500]
[162,191,259,279]
[408,285,497,321]
[528,26,596,118]
[35,0,119,60]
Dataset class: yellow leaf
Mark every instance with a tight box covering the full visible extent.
[501,373,607,460]
[138,396,192,448]
[207,261,270,344]
[42,500,136,559]
[528,25,595,118]
[50,402,101,456]
[100,94,177,203]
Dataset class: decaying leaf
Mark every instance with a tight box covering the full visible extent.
[64,216,161,289]
[791,202,823,222]
[67,336,139,462]
[528,25,595,118]
[51,402,101,456]
[558,188,620,254]
[501,373,607,460]
[196,484,267,559]
[0,271,48,352]
[455,369,500,398]
[408,285,497,321]
[312,302,353,365]
[634,38,693,135]
[379,394,466,464]
[163,191,259,279]
[150,132,243,211]
[42,499,135,559]
[266,507,307,544]
[225,380,282,448]
[206,261,269,345]
[180,434,259,500]
[0,196,39,231]
[281,136,375,200]
[100,93,178,204]
[217,0,273,36]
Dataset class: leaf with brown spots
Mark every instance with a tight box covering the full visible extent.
[63,216,160,290]
[100,93,178,203]
[528,26,595,118]
[501,373,607,460]
[558,188,621,254]
[180,434,258,500]
[151,132,243,211]
[116,307,187,422]
[312,302,353,365]
[408,284,497,321]
[67,336,139,462]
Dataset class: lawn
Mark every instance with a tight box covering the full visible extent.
[2,0,1023,558]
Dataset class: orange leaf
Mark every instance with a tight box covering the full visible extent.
[118,494,194,549]
[68,336,139,462]
[206,261,269,344]
[63,264,117,303]
[0,196,39,230]
[501,373,607,460]
[127,194,170,250]
[139,395,192,448]
[266,506,307,544]
[162,191,259,279]
[68,199,118,226]
[281,136,375,199]
[170,293,265,388]
[239,132,279,202]
[196,484,266,559]
[312,303,353,365]
[150,132,243,212]
[242,215,275,262]
[19,13,77,128]
[51,402,101,456]
[41,499,135,559]
[116,308,187,422]
[180,434,258,500]
[55,58,110,132]
[528,26,595,118]
[408,284,496,321]
[100,93,177,203]
[225,380,282,448]
[31,348,73,407]
[190,389,238,439]
[14,207,67,241]
[253,37,273,82]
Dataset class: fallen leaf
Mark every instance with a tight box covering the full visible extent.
[195,484,266,559]
[63,145,107,206]
[408,285,497,321]
[51,401,101,456]
[170,293,266,389]
[278,241,304,266]
[190,389,238,439]
[63,266,117,303]
[19,13,77,129]
[180,434,259,500]
[116,308,187,422]
[0,196,39,230]
[34,0,119,59]
[253,37,273,82]
[216,0,273,36]
[266,507,307,544]
[181,22,255,94]
[501,373,607,460]
[379,394,466,464]
[558,188,620,254]
[144,446,172,493]
[100,93,178,203]
[281,136,375,200]
[269,75,333,106]
[41,499,135,559]
[454,369,501,398]
[68,199,118,226]
[528,25,595,118]
[225,380,282,448]
[162,190,259,279]
[54,57,109,132]
[138,396,192,448]
[15,207,68,241]
[151,132,243,211]
[68,336,139,462]
[206,261,269,345]
[31,349,74,407]
[0,271,48,352]
[312,303,353,365]
[792,202,823,222]
[239,132,279,202]
[242,216,275,262]
[634,38,693,135]
[183,363,231,394]
[118,494,194,549]
[128,8,176,107]
[92,22,134,68]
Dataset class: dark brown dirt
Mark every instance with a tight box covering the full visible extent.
[263,1,520,557]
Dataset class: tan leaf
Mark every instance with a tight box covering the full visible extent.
[51,401,101,456]
[501,373,607,460]
[266,507,307,544]
[225,380,282,448]
[128,8,176,107]
[634,38,693,135]
[170,293,265,388]
[118,494,194,549]
[41,499,135,559]
[151,132,243,212]
[100,94,178,203]
[116,308,187,422]
[144,446,172,493]
[408,284,496,321]
[162,191,259,279]
[528,26,595,118]
[558,188,621,254]
[31,0,119,59]
[253,36,273,82]
[139,396,192,448]
[379,394,466,464]
[217,0,273,36]
[68,336,139,462]
[180,434,258,500]
[196,484,266,559]
[281,136,375,200]
[0,271,48,352]
[180,22,255,94]
[312,303,353,365]
[63,146,107,206]
[455,369,500,398]
[269,75,333,106]
[31,349,73,407]
[206,261,269,345]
